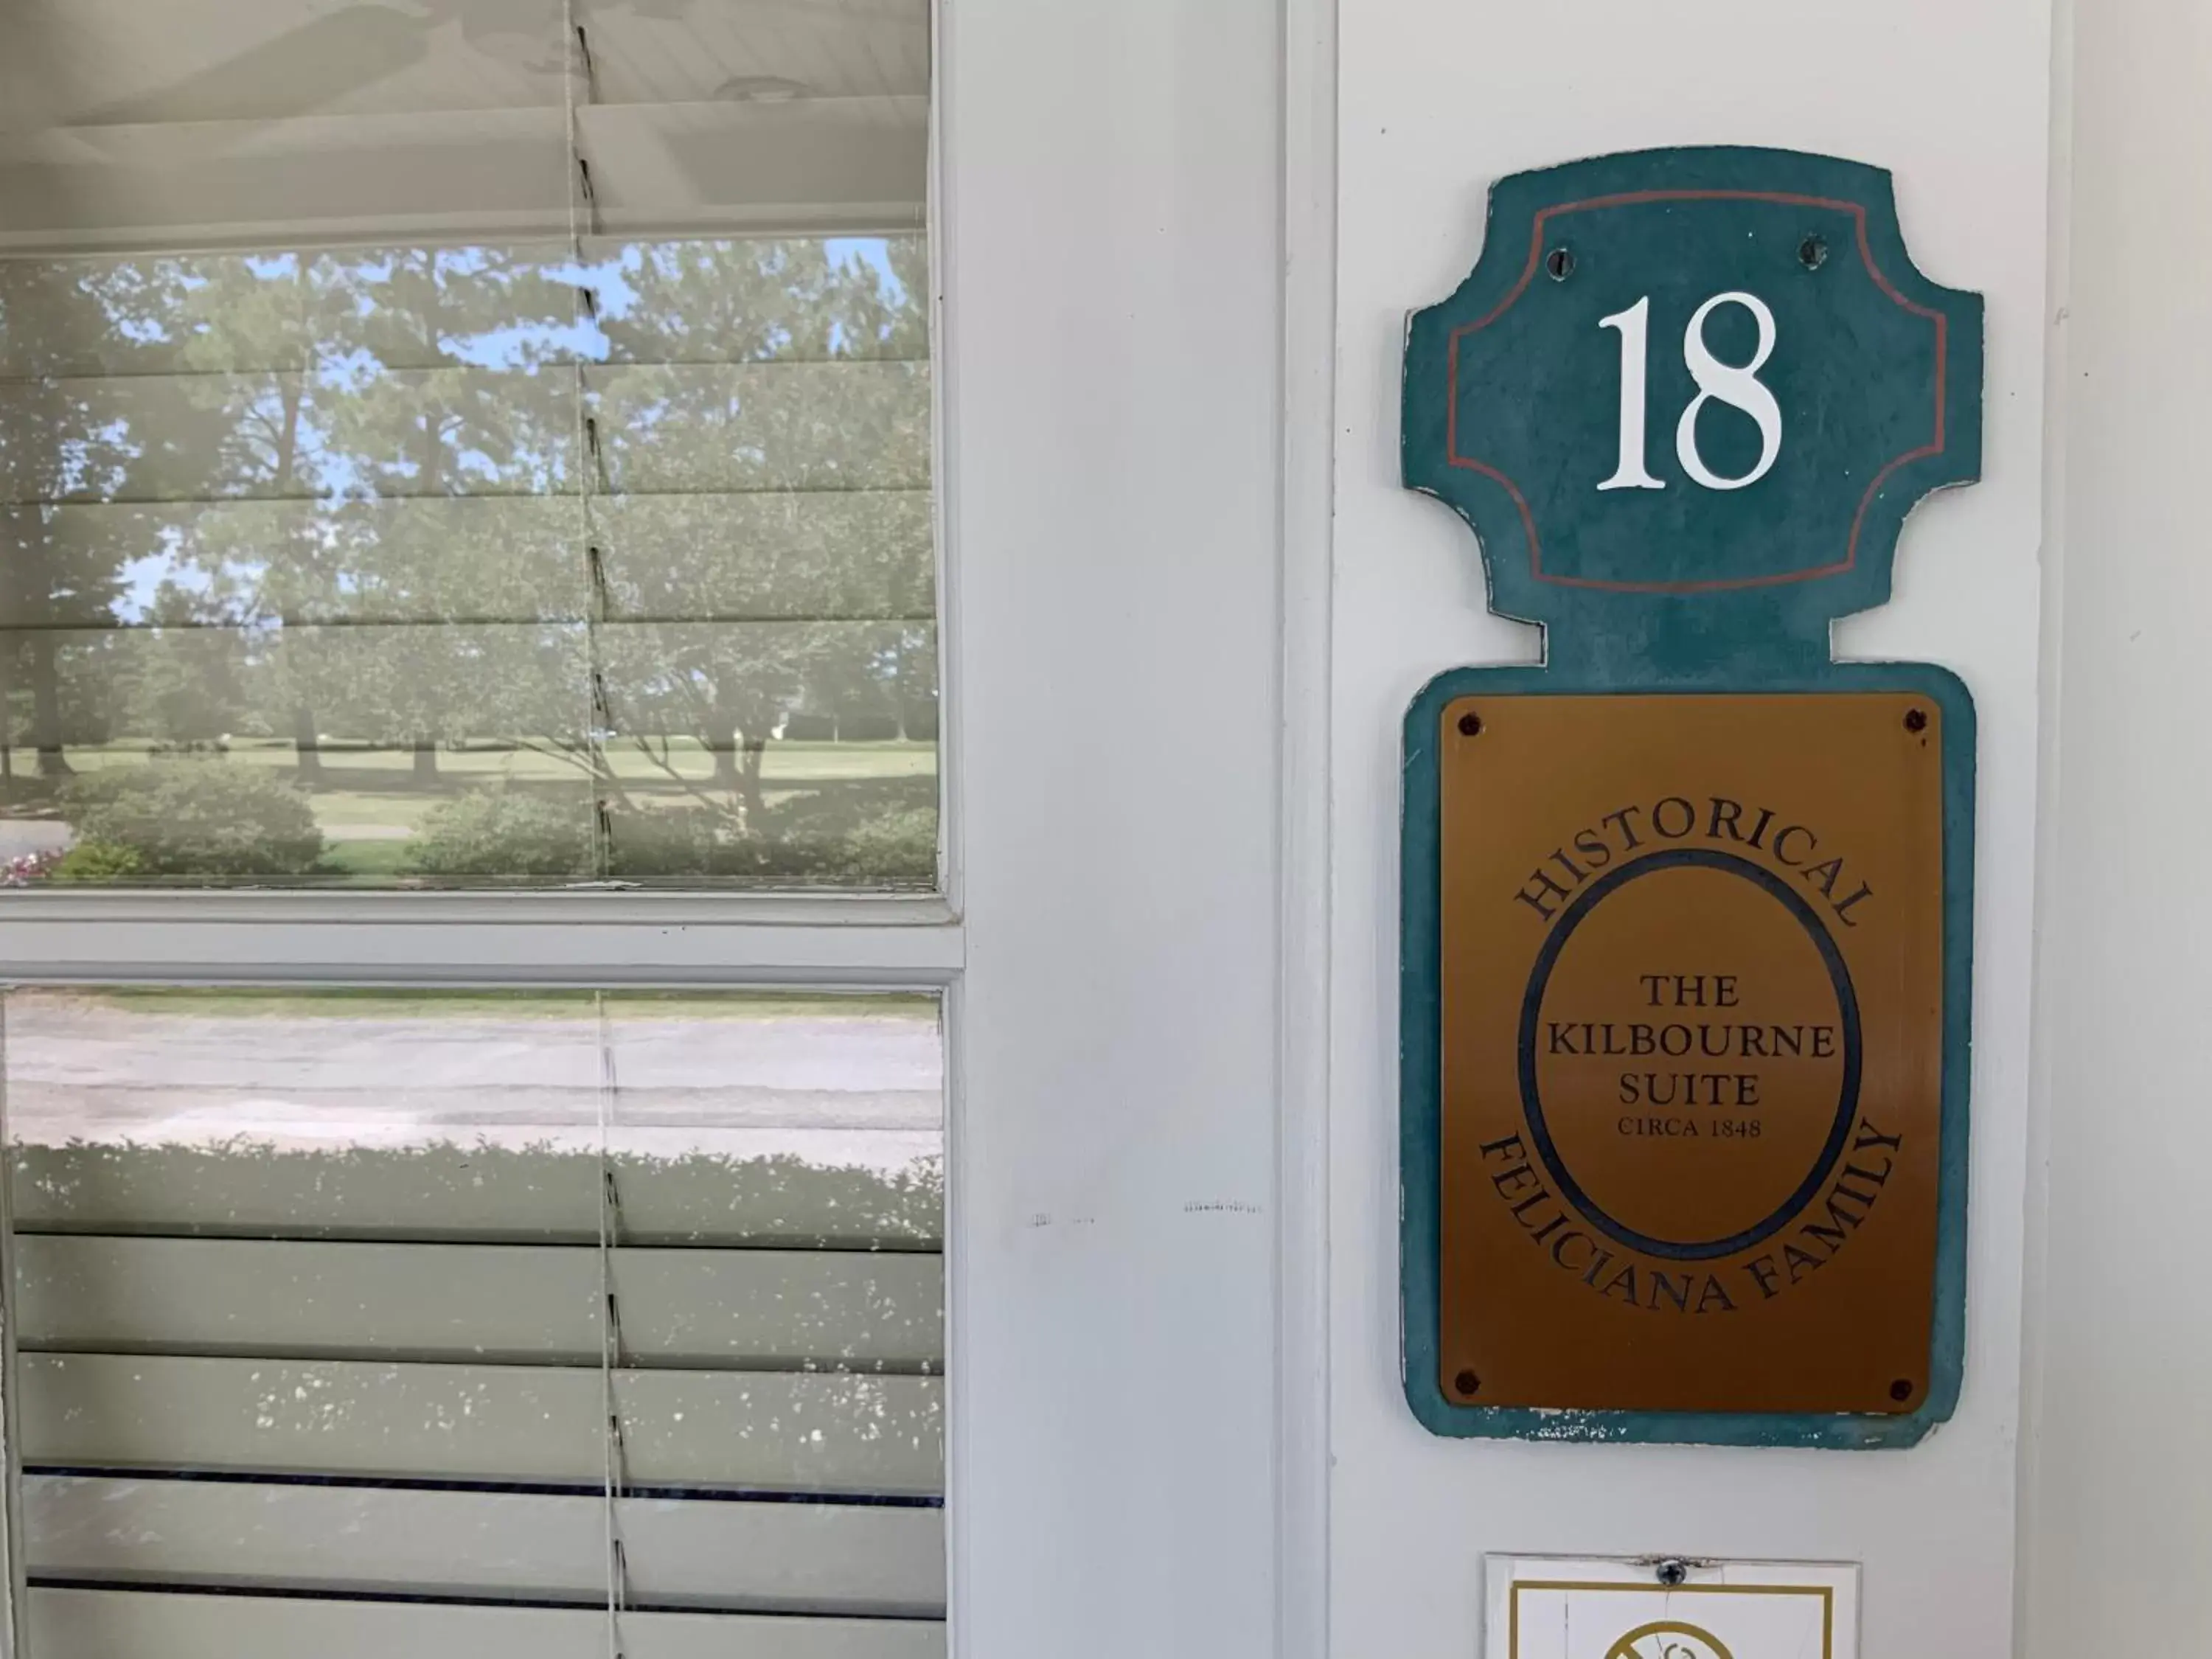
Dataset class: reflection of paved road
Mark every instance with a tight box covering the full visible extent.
[2,1000,942,1169]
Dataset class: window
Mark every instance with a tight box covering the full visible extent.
[0,1,950,1654]
[4,1,1297,1652]
[3,986,946,1655]
[0,0,936,889]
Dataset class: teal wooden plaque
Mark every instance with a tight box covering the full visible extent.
[1400,146,1980,1449]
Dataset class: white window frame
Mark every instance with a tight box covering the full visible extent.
[0,0,1340,1655]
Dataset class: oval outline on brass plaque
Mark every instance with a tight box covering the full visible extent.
[1517,846,1865,1261]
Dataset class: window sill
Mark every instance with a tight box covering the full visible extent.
[0,891,961,984]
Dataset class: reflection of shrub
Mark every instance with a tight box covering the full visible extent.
[49,841,146,884]
[823,808,936,885]
[60,763,324,877]
[607,796,936,888]
[765,778,936,887]
[405,791,591,879]
[602,807,717,880]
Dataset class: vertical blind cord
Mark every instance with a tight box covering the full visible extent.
[594,992,630,1656]
[566,5,616,886]
[0,1002,27,1659]
[568,5,625,1638]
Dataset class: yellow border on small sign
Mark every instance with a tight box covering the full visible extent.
[1508,1580,1835,1659]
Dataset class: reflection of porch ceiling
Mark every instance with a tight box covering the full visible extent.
[0,0,929,250]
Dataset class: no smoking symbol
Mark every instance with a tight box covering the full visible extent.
[1604,1622,1736,1659]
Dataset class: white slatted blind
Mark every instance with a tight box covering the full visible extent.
[0,0,947,1648]
[2,987,947,1656]
[0,0,927,248]
[0,0,937,891]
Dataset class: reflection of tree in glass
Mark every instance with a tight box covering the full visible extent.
[0,257,179,776]
[0,233,934,882]
[577,236,933,840]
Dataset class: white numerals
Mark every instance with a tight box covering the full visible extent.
[1599,290,1783,493]
[1676,291,1781,490]
[1596,297,1663,491]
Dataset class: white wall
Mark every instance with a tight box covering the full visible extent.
[942,1,1285,1654]
[2019,0,2212,1648]
[1329,4,2053,1653]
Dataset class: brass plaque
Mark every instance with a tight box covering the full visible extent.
[1438,692,1943,1416]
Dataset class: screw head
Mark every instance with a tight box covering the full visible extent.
[1453,1369,1481,1397]
[1545,246,1575,281]
[1798,234,1829,270]
[1889,1377,1915,1402]
[1904,708,1929,733]
[1457,711,1483,737]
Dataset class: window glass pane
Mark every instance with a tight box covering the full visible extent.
[3,985,947,1652]
[0,0,935,889]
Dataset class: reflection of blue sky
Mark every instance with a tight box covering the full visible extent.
[828,237,903,300]
[439,237,902,372]
[120,553,203,621]
[83,234,914,620]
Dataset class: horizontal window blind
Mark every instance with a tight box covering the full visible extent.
[0,0,927,248]
[0,0,937,891]
[0,5,950,1653]
[2,987,948,1656]
[27,1593,946,1659]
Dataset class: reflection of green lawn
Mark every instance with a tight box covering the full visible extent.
[12,739,936,847]
[0,739,939,884]
[321,838,414,876]
[44,737,934,790]
[311,791,448,830]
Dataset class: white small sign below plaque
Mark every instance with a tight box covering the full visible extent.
[1486,1556,1859,1659]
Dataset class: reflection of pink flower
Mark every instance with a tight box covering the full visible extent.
[0,850,60,888]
